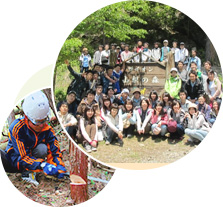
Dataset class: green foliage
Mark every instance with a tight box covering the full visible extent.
[54,89,66,104]
[72,0,148,45]
[56,37,83,67]
[54,0,219,100]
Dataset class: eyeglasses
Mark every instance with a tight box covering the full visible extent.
[30,117,49,126]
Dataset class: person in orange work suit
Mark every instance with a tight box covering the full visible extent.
[0,91,66,185]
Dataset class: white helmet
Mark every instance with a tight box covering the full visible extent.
[23,91,50,123]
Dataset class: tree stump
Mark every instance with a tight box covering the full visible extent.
[69,140,88,204]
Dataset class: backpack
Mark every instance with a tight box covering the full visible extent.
[167,120,177,133]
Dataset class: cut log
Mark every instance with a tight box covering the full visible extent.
[69,140,88,204]
[70,175,87,204]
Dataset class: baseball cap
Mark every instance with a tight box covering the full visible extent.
[170,68,178,73]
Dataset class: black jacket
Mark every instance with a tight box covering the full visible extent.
[184,79,204,100]
[67,65,88,102]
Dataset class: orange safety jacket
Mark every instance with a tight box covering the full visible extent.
[5,117,64,172]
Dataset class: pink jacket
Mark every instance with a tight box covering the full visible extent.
[150,110,168,125]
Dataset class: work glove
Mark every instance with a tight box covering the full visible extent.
[56,165,67,179]
[41,162,58,176]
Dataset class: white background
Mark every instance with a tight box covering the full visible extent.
[0,0,223,206]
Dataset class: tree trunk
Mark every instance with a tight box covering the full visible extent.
[69,140,88,204]
[205,36,220,66]
[7,110,16,126]
[42,88,57,117]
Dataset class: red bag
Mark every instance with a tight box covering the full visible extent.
[167,120,177,133]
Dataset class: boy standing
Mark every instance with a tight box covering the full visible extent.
[151,42,161,62]
[160,40,170,62]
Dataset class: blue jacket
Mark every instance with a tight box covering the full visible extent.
[160,46,170,62]
[102,74,115,94]
[5,117,64,172]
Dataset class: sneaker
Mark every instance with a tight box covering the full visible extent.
[187,138,193,142]
[22,171,39,186]
[127,134,133,138]
[91,147,97,151]
[84,143,92,153]
[117,138,124,146]
[105,140,110,145]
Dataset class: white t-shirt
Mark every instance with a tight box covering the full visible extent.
[208,81,216,96]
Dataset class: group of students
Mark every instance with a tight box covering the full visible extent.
[79,39,190,72]
[57,40,222,153]
[57,70,221,153]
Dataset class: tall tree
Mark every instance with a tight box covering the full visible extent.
[71,0,148,46]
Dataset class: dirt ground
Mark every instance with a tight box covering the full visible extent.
[4,148,114,207]
[1,129,114,207]
[79,133,198,163]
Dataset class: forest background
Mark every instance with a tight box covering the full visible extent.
[54,0,220,101]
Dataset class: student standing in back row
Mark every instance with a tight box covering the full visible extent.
[100,44,110,70]
[93,45,103,66]
[187,49,201,71]
[151,42,161,62]
[160,40,170,62]
[79,48,92,73]
[171,41,180,68]
[179,42,189,65]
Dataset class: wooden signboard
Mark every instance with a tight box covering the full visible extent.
[122,62,166,96]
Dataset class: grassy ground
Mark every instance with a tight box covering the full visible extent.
[79,133,197,163]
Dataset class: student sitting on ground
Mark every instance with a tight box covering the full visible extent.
[103,103,124,146]
[184,103,210,144]
[150,101,168,137]
[79,106,98,153]
[148,90,159,109]
[136,98,152,135]
[100,96,112,121]
[197,94,211,123]
[76,89,98,116]
[167,100,186,139]
[95,84,104,108]
[106,86,116,103]
[100,96,112,141]
[57,101,77,138]
[178,90,191,112]
[209,98,221,125]
[120,100,137,138]
[57,91,78,117]
[206,69,222,105]
[161,92,173,112]
[184,70,204,104]
[113,88,130,106]
[165,67,182,100]
[131,88,144,109]
[0,91,66,185]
